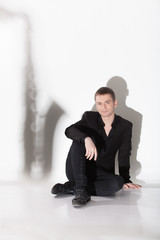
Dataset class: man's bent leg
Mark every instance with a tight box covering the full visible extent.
[88,172,124,196]
[66,141,88,190]
[66,141,91,207]
[51,142,77,195]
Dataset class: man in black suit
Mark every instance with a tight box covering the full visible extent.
[51,87,141,207]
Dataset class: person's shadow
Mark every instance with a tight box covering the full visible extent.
[92,76,144,184]
[43,101,65,176]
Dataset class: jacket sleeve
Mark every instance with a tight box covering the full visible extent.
[65,112,89,143]
[118,122,133,183]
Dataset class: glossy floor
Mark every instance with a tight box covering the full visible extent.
[0,180,159,240]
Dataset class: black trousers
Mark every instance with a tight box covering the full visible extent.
[66,142,124,196]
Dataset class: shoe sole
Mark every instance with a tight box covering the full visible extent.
[72,197,91,207]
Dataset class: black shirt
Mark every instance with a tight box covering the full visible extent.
[65,111,133,183]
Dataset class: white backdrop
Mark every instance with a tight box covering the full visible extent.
[0,0,160,185]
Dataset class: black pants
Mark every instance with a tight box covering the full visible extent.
[66,142,124,196]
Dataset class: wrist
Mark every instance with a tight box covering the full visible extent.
[84,137,92,143]
[80,136,89,144]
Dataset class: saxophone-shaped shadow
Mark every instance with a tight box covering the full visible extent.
[92,76,144,184]
[43,102,65,176]
[0,8,65,179]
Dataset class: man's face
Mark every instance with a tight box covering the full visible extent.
[95,94,117,118]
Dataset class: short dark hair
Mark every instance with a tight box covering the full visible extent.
[94,87,116,101]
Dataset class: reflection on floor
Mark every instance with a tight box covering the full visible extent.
[0,180,159,240]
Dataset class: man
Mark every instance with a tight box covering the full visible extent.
[51,87,141,207]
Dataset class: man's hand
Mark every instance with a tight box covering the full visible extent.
[123,183,142,189]
[84,137,97,161]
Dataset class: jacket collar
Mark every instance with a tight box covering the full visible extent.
[98,113,120,128]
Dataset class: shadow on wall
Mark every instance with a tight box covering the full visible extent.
[0,8,64,179]
[23,43,65,177]
[24,95,64,178]
[92,76,143,184]
[43,102,64,175]
[23,13,65,178]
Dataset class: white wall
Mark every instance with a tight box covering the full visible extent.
[0,0,160,185]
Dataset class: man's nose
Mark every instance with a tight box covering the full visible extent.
[102,103,107,109]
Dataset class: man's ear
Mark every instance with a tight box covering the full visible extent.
[114,100,118,108]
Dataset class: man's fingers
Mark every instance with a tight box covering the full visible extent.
[89,149,96,160]
[88,149,94,160]
[85,149,93,159]
[84,137,97,160]
[85,148,91,158]
[123,183,142,189]
[133,184,142,189]
[85,148,97,160]
[94,149,98,161]
[129,183,141,189]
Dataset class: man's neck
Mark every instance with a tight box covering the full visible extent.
[102,114,115,126]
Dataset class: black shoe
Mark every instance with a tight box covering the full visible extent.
[51,181,75,195]
[72,189,91,207]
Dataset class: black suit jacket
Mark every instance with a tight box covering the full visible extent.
[65,111,133,183]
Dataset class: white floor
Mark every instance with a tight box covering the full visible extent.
[0,180,160,240]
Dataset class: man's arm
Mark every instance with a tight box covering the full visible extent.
[118,122,132,183]
[65,112,89,142]
[118,121,142,189]
[65,112,98,160]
